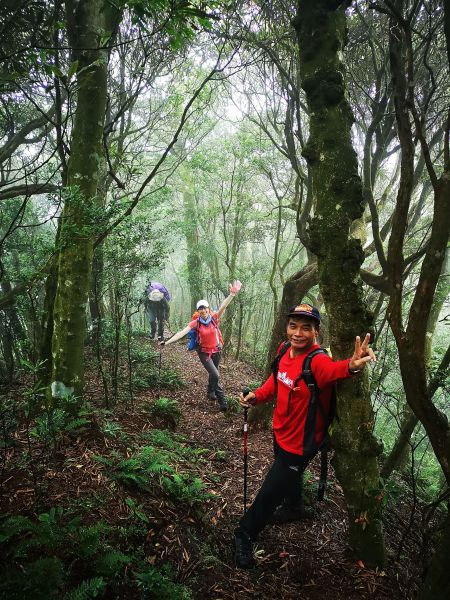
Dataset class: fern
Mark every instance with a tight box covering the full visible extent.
[73,523,110,559]
[145,397,181,427]
[65,577,105,600]
[100,420,123,438]
[0,557,66,600]
[0,514,34,543]
[135,565,192,600]
[141,429,207,461]
[94,549,131,578]
[64,418,91,432]
[125,497,149,523]
[161,474,213,506]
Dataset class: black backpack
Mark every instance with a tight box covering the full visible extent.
[271,342,338,500]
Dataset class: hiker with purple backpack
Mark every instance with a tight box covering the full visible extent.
[144,282,171,340]
[160,281,242,413]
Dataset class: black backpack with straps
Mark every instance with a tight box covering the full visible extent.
[270,341,338,500]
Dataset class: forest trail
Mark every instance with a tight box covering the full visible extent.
[1,337,419,599]
[145,341,413,599]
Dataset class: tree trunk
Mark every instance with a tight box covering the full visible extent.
[294,0,385,566]
[38,224,62,386]
[50,0,118,402]
[265,261,318,374]
[381,248,449,480]
[420,509,450,600]
[181,183,203,314]
[249,261,318,427]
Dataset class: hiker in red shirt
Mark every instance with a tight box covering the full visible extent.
[233,303,376,569]
[160,281,242,412]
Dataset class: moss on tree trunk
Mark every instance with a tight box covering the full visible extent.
[50,0,118,402]
[294,0,385,566]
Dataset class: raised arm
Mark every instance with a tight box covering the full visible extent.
[162,324,191,346]
[217,280,242,319]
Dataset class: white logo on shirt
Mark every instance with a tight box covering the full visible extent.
[277,371,293,388]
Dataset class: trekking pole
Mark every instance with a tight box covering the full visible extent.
[242,386,251,513]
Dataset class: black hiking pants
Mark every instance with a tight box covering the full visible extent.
[197,351,225,400]
[238,442,314,541]
[148,303,165,339]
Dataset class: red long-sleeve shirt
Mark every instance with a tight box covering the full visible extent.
[254,344,352,455]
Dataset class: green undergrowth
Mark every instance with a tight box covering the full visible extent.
[0,506,191,600]
[143,396,182,429]
[0,427,221,599]
[130,343,185,391]
[95,428,213,507]
[131,366,184,390]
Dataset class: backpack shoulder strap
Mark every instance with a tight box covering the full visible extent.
[270,341,291,384]
[301,347,328,389]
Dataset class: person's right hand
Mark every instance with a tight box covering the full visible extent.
[230,280,242,295]
[239,391,256,408]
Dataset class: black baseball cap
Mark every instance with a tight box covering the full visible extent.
[287,303,321,323]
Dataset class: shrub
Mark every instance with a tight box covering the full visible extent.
[135,565,192,600]
[95,445,212,506]
[144,397,181,430]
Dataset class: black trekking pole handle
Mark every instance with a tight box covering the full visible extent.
[242,386,251,513]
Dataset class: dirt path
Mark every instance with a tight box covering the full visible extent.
[1,340,420,599]
[155,343,417,599]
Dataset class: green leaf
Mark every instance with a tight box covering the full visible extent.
[67,60,79,81]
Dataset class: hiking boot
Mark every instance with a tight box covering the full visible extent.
[269,502,313,524]
[233,529,255,569]
[218,397,228,412]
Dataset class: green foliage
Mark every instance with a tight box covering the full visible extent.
[223,394,240,417]
[93,549,131,578]
[31,405,91,445]
[135,564,192,600]
[132,365,185,390]
[125,497,149,523]
[72,523,111,559]
[64,578,106,600]
[140,429,208,460]
[129,345,159,363]
[0,504,194,599]
[95,443,212,506]
[0,556,66,600]
[144,396,182,429]
[100,420,124,439]
[212,449,228,462]
[0,507,136,599]
[161,473,209,505]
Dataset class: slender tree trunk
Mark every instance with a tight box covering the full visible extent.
[181,183,203,314]
[383,16,450,596]
[38,226,61,385]
[381,249,449,480]
[420,509,450,600]
[265,261,318,374]
[50,0,118,402]
[249,261,318,427]
[294,0,385,566]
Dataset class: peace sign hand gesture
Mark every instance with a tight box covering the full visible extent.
[348,333,376,372]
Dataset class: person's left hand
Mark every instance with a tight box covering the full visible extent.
[348,333,376,371]
[230,280,242,295]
